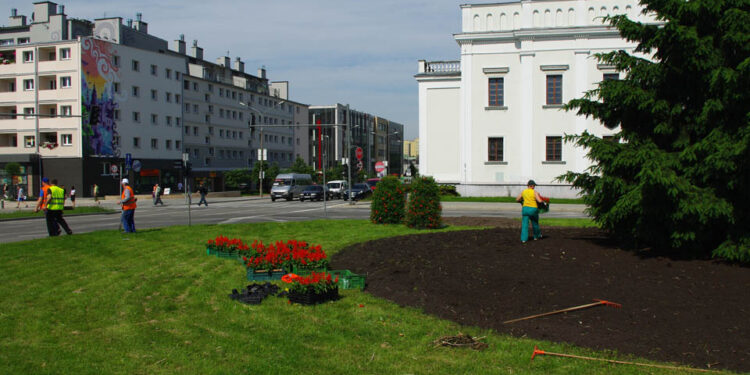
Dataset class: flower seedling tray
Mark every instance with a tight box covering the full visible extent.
[291,265,328,274]
[288,287,339,305]
[330,269,366,291]
[247,268,287,281]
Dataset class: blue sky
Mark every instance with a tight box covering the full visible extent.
[4,0,475,139]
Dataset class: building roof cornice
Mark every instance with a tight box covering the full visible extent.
[454,25,620,44]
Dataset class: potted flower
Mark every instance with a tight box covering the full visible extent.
[243,239,329,281]
[206,235,250,259]
[282,272,339,305]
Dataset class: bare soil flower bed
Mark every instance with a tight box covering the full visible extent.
[331,217,750,372]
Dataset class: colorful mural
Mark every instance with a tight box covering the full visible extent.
[81,38,120,157]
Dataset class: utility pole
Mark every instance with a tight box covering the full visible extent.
[346,104,353,205]
[259,126,264,198]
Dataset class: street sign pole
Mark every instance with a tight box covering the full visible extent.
[346,104,353,205]
[183,153,191,227]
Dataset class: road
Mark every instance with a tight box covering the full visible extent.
[0,197,586,243]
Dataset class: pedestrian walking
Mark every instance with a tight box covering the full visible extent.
[119,178,137,233]
[2,182,8,200]
[515,180,544,243]
[43,179,73,236]
[93,183,101,205]
[16,185,26,208]
[69,185,76,209]
[153,183,164,206]
[197,183,208,206]
[178,182,183,192]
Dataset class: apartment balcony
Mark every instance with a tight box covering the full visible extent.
[416,60,461,77]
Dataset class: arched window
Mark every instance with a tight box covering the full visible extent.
[513,12,520,29]
[486,13,495,30]
[533,10,540,27]
[473,14,481,31]
[556,9,564,26]
[500,13,508,30]
[588,7,596,24]
[568,8,576,26]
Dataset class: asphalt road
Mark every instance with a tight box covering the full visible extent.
[0,197,587,243]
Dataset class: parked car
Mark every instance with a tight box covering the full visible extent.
[270,173,312,201]
[299,185,332,202]
[343,183,372,201]
[366,178,381,191]
[326,180,348,199]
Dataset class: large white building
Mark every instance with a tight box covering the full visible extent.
[416,0,654,197]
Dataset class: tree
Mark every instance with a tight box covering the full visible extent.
[224,168,252,190]
[290,156,314,175]
[4,162,21,180]
[560,0,750,262]
[251,161,275,193]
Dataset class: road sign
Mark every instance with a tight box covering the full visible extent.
[374,161,386,173]
[257,149,267,161]
[110,164,119,174]
[182,153,189,162]
[132,160,142,173]
[357,161,363,171]
[355,147,363,160]
[125,153,132,169]
[173,160,184,168]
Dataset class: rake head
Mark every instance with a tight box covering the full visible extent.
[531,346,546,361]
[594,299,622,308]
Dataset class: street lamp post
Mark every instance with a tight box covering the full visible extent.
[345,104,353,205]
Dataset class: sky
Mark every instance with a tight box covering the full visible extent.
[3,0,476,139]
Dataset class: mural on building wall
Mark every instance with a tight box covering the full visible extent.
[81,38,120,157]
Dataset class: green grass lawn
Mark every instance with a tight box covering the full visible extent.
[440,196,585,204]
[0,220,714,374]
[0,206,115,220]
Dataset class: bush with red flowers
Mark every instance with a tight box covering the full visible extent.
[206,235,251,256]
[370,176,406,224]
[405,176,442,229]
[282,272,338,294]
[243,239,328,272]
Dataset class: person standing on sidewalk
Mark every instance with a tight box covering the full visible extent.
[93,184,101,205]
[152,184,164,206]
[119,178,137,233]
[197,183,208,207]
[34,178,53,235]
[69,185,76,209]
[16,185,25,208]
[44,179,73,236]
[516,180,544,243]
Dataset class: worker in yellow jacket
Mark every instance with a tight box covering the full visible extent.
[44,179,73,236]
[516,180,544,243]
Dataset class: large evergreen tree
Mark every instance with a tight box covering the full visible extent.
[561,0,750,262]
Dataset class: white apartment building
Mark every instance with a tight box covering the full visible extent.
[416,0,654,197]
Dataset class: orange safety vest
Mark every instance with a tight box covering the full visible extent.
[121,185,137,210]
[40,185,50,209]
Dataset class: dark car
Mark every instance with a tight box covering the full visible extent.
[299,185,331,202]
[366,178,381,191]
[343,183,372,201]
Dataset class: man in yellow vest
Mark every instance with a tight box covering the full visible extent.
[120,178,137,233]
[516,180,544,243]
[44,179,73,236]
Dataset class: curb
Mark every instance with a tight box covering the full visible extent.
[0,210,118,222]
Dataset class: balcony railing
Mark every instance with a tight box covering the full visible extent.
[417,60,461,76]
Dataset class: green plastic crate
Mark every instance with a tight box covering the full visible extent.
[330,270,366,291]
[291,265,328,275]
[247,268,287,281]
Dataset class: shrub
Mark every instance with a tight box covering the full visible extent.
[370,176,406,224]
[438,184,460,196]
[405,176,442,229]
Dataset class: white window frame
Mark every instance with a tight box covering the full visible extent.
[61,105,72,117]
[60,48,71,60]
[61,134,73,146]
[60,76,72,88]
[23,79,34,91]
[23,51,34,63]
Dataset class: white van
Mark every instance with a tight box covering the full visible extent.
[270,173,313,201]
[326,180,348,199]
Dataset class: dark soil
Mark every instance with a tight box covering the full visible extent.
[331,217,750,373]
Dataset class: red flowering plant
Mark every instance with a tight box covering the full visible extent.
[206,235,251,255]
[370,176,406,224]
[405,176,443,229]
[243,239,328,272]
[281,272,338,294]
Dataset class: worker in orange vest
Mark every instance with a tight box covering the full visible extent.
[119,178,137,233]
[34,177,59,236]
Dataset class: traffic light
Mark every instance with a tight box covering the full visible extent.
[184,161,192,177]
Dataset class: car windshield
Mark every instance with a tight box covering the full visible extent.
[307,185,322,191]
[354,184,369,190]
[273,179,291,186]
[366,180,378,187]
[327,183,340,188]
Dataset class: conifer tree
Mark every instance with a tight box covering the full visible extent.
[561,0,750,262]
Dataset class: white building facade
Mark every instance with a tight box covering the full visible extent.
[416,0,653,197]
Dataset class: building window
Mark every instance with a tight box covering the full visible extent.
[151,114,158,125]
[133,112,141,123]
[112,55,120,67]
[23,79,34,91]
[184,126,190,135]
[193,127,198,136]
[176,117,181,126]
[166,116,172,126]
[61,105,72,117]
[193,104,199,113]
[165,68,172,79]
[175,94,181,103]
[113,82,121,93]
[175,140,181,150]
[219,129,224,137]
[24,136,35,147]
[60,76,72,88]
[60,48,71,60]
[151,89,158,100]
[132,60,140,72]
[184,80,190,90]
[166,92,172,102]
[23,51,34,62]
[546,136,563,161]
[132,86,140,97]
[150,64,157,76]
[193,82,198,91]
[133,137,140,148]
[61,134,73,146]
[488,137,504,161]
[185,103,190,113]
[546,75,562,105]
[151,138,158,149]
[165,139,172,149]
[488,78,504,106]
[603,73,619,81]
[175,72,180,80]
[219,88,224,97]
[23,107,34,119]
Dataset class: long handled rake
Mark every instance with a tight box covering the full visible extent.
[503,299,621,324]
[531,346,723,373]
